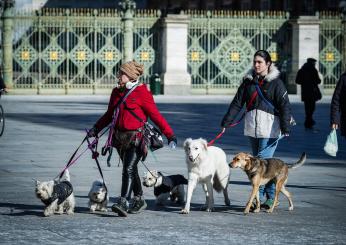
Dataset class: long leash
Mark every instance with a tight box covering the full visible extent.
[257,134,286,156]
[208,82,263,146]
[54,127,109,181]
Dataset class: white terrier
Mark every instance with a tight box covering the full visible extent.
[35,170,75,217]
[142,170,187,206]
[88,180,108,212]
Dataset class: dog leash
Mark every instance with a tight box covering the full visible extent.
[208,82,263,146]
[85,130,109,193]
[257,134,286,157]
[54,127,109,181]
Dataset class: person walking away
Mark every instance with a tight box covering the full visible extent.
[331,72,346,138]
[88,61,177,217]
[295,58,322,131]
[221,50,291,210]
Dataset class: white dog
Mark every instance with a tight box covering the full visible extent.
[88,180,108,212]
[142,170,187,206]
[35,169,75,217]
[182,138,230,214]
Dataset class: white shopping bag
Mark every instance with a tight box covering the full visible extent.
[324,129,338,157]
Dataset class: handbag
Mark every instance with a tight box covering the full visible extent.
[313,86,322,101]
[143,122,164,151]
[126,106,164,151]
[324,129,338,157]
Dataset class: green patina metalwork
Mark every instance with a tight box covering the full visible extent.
[133,9,161,83]
[185,10,290,91]
[8,7,161,92]
[319,11,344,89]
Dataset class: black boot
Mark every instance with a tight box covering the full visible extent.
[128,196,147,214]
[111,197,129,217]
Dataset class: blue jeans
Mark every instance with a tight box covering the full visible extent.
[248,137,278,202]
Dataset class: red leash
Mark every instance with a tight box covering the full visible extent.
[207,81,263,146]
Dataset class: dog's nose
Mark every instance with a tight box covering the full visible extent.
[189,156,194,161]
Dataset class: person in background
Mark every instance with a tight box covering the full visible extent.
[295,58,322,131]
[331,72,346,138]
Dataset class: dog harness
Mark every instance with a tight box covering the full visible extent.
[41,181,73,206]
[154,175,188,197]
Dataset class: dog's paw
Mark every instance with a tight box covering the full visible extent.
[205,208,214,212]
[66,210,74,215]
[253,208,260,213]
[89,208,96,213]
[100,207,108,212]
[288,206,294,211]
[243,208,250,215]
[180,208,189,214]
[43,210,52,217]
[266,208,274,213]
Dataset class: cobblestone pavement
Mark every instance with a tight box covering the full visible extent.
[0,95,345,245]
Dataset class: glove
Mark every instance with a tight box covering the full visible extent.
[168,135,177,149]
[87,126,98,138]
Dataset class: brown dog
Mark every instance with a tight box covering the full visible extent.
[230,152,306,214]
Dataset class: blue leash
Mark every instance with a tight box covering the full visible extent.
[257,134,286,156]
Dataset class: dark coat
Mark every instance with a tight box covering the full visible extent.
[221,65,291,135]
[295,62,321,102]
[331,73,346,136]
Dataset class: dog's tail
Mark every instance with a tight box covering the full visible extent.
[60,169,71,182]
[288,152,307,169]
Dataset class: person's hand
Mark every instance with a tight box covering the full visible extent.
[283,133,289,137]
[332,123,339,130]
[87,127,98,138]
[168,135,177,149]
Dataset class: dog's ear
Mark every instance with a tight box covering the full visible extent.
[183,138,192,150]
[244,154,253,171]
[34,179,40,185]
[199,138,208,151]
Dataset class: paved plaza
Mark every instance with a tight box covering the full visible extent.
[0,94,345,244]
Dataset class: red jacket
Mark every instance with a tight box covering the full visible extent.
[95,84,174,139]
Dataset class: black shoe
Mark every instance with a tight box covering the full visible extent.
[128,196,147,214]
[111,197,128,217]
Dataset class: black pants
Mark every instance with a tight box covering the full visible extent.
[117,146,143,200]
[304,100,316,129]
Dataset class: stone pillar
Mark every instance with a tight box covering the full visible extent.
[288,16,321,94]
[120,0,135,62]
[2,0,15,89]
[161,14,191,95]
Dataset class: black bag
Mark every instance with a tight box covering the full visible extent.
[313,86,322,101]
[125,106,164,151]
[143,122,164,151]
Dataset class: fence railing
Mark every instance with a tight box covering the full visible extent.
[319,11,343,90]
[186,10,291,92]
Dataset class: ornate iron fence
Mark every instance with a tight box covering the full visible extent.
[133,10,161,83]
[319,11,343,90]
[9,8,161,93]
[185,10,290,93]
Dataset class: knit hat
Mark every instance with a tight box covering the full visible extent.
[119,61,144,81]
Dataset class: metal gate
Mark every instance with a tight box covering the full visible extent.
[186,10,290,93]
[319,11,343,90]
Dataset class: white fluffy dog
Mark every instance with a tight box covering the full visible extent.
[35,170,75,217]
[182,138,230,214]
[88,180,108,212]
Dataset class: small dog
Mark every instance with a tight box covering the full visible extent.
[230,152,306,214]
[142,170,187,205]
[88,180,108,212]
[35,169,75,217]
[182,138,231,214]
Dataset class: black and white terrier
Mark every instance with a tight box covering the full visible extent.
[35,169,75,217]
[142,170,187,206]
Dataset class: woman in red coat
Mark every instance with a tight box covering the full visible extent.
[88,61,177,217]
